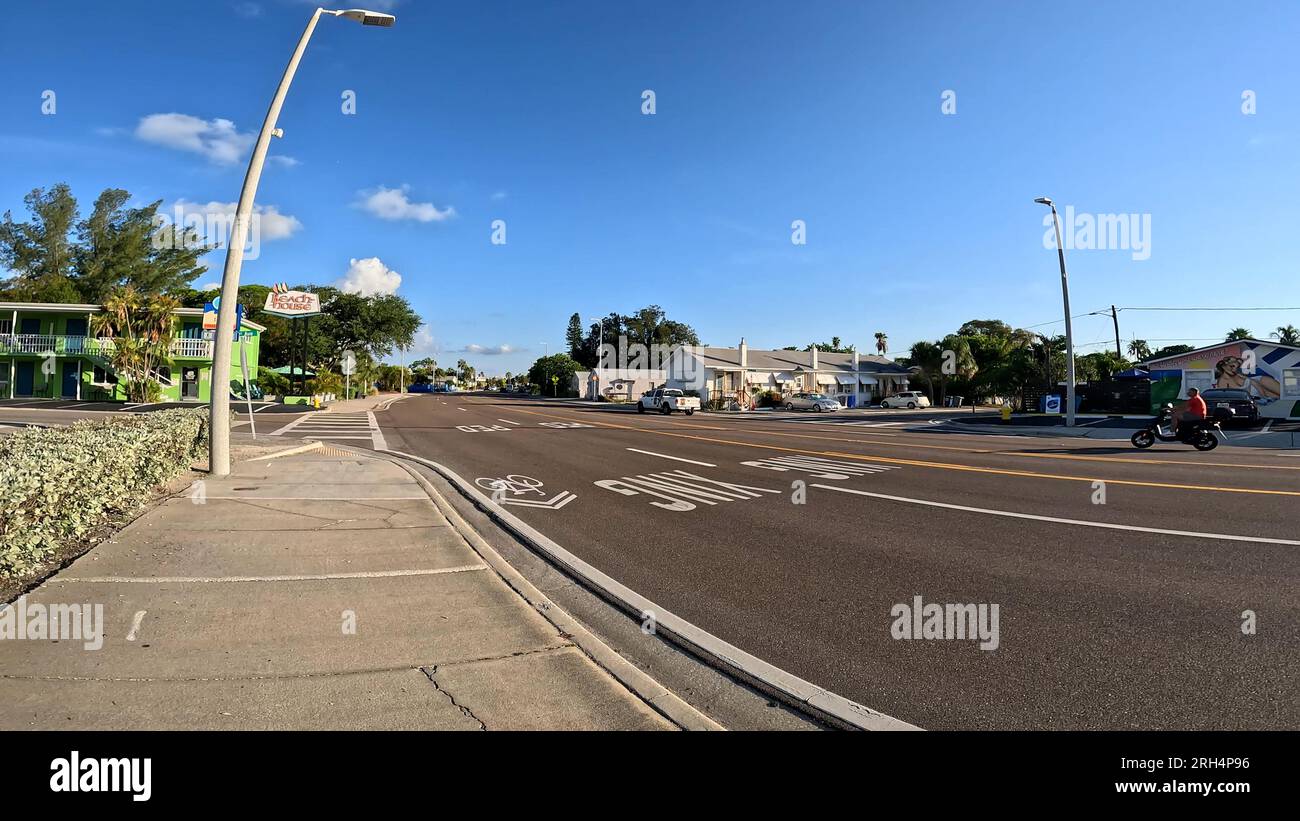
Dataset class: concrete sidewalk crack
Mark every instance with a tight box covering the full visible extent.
[421,665,486,730]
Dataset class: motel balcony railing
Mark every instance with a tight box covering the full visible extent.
[0,334,215,359]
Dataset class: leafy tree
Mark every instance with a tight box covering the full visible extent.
[528,354,580,397]
[89,287,179,402]
[1126,339,1152,361]
[565,313,585,360]
[75,189,209,300]
[0,184,80,301]
[1271,325,1300,346]
[1225,327,1253,341]
[0,183,208,302]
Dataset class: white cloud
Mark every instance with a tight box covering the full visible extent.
[171,200,303,241]
[337,257,402,296]
[491,191,508,201]
[234,2,262,17]
[458,344,517,355]
[268,155,300,168]
[136,113,255,165]
[356,185,455,222]
[199,281,221,291]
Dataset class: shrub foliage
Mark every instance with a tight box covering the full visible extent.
[0,408,212,579]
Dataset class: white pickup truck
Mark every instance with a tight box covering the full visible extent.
[637,388,700,415]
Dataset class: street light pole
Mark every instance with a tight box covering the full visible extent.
[208,7,395,477]
[589,315,604,400]
[1035,197,1077,427]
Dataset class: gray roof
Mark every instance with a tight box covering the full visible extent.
[690,346,910,375]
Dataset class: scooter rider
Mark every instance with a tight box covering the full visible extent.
[1174,387,1208,435]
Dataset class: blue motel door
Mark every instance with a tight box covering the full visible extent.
[15,361,34,396]
[61,362,79,398]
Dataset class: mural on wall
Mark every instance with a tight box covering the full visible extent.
[1150,341,1300,418]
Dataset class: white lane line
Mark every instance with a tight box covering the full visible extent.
[302,435,375,440]
[253,404,282,413]
[811,484,1300,546]
[57,565,489,584]
[126,610,147,641]
[625,448,718,467]
[458,407,467,411]
[498,419,521,425]
[368,410,387,450]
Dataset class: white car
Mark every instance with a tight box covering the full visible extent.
[784,392,841,412]
[880,391,930,409]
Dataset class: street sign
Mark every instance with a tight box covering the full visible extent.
[262,283,321,318]
[203,298,244,339]
[341,351,356,376]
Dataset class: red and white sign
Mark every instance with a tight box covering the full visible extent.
[263,283,321,318]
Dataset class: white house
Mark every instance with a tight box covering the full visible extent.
[574,368,667,401]
[662,339,911,409]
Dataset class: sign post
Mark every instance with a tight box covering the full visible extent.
[551,374,559,397]
[262,284,322,401]
[341,350,356,401]
[239,337,256,438]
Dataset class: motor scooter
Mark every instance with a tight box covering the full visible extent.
[1130,403,1229,451]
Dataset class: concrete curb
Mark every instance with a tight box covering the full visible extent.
[333,444,722,732]
[377,446,920,731]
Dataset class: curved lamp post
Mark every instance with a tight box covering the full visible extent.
[1035,196,1077,427]
[209,8,396,476]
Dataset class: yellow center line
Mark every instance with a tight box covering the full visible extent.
[650,418,1300,472]
[503,405,1300,497]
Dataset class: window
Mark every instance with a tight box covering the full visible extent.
[1284,369,1300,398]
[0,319,11,335]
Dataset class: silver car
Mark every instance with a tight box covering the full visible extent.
[784,392,841,412]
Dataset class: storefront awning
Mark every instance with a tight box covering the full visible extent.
[834,374,856,385]
[745,371,773,383]
[816,374,837,385]
[860,376,879,385]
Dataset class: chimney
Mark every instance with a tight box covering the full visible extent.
[739,337,748,370]
[852,348,860,371]
[810,345,818,370]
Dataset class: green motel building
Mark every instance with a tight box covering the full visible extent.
[0,301,264,403]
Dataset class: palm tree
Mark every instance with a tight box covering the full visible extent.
[1126,339,1151,361]
[1271,324,1300,346]
[874,332,888,355]
[90,287,179,403]
[1226,327,1253,341]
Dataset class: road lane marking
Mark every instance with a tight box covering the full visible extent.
[595,470,780,511]
[57,566,489,583]
[269,413,313,435]
[811,484,1300,546]
[367,410,388,450]
[509,406,1300,497]
[741,455,900,480]
[625,448,717,467]
[126,610,147,641]
[498,419,521,425]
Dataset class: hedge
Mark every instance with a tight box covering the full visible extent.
[0,408,213,580]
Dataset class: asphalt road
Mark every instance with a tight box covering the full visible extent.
[368,394,1299,731]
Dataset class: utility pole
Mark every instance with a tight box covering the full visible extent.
[1111,305,1122,358]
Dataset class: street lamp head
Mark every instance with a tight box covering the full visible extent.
[331,8,397,26]
[1034,196,1054,206]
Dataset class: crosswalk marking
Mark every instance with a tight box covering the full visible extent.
[740,455,901,480]
[271,411,386,449]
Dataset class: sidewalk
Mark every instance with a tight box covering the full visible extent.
[0,445,674,730]
[322,392,410,414]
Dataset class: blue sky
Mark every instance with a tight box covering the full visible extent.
[3,0,1299,375]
